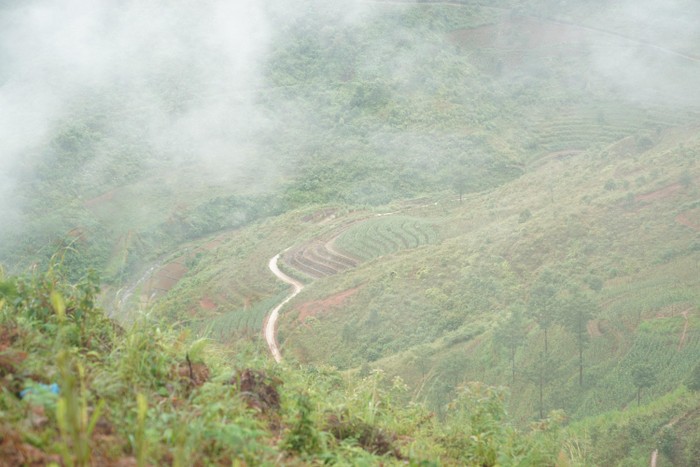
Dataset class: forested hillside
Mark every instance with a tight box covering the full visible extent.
[1,0,699,464]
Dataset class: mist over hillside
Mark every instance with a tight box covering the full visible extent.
[0,0,272,243]
[1,1,700,463]
[2,0,699,249]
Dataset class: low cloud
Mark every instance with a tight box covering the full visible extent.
[0,0,271,235]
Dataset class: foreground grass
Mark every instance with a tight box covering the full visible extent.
[0,266,577,465]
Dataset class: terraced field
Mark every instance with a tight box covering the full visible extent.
[277,215,438,280]
[281,237,360,279]
[334,215,438,261]
[576,312,700,418]
[530,105,700,155]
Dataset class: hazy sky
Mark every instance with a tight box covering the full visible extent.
[0,0,271,236]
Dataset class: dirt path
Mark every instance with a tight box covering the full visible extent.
[676,213,700,231]
[264,253,304,362]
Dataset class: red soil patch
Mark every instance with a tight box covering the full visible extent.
[535,150,584,166]
[301,208,338,223]
[598,319,625,354]
[0,426,61,466]
[0,326,27,393]
[203,238,223,250]
[174,359,211,388]
[587,319,602,338]
[144,261,188,297]
[676,209,700,231]
[0,325,21,350]
[199,297,217,310]
[296,287,361,322]
[549,149,584,160]
[83,189,117,209]
[449,16,589,51]
[635,183,683,203]
[153,234,229,293]
[66,227,88,244]
[463,334,485,354]
[201,232,230,250]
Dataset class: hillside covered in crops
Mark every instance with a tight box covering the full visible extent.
[1,0,700,464]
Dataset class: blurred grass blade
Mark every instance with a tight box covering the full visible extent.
[51,289,66,321]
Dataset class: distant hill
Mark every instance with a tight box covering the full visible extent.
[1,1,700,464]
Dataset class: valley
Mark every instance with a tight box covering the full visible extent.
[1,0,700,464]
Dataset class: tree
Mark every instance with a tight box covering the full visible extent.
[527,270,561,356]
[493,306,526,383]
[409,345,432,380]
[452,168,468,203]
[524,352,559,419]
[631,363,656,406]
[560,287,596,386]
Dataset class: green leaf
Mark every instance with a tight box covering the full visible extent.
[87,399,105,437]
[51,290,66,321]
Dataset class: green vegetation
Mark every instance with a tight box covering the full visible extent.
[335,215,438,261]
[2,0,700,464]
[0,267,574,464]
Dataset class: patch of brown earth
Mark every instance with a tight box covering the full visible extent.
[635,183,683,203]
[146,261,188,293]
[463,334,485,353]
[548,150,584,161]
[0,325,20,350]
[529,149,584,169]
[203,238,223,250]
[199,297,217,310]
[66,227,88,243]
[0,425,61,466]
[83,189,117,209]
[202,232,229,250]
[676,208,700,231]
[598,320,625,354]
[587,319,602,338]
[174,359,211,389]
[449,17,589,51]
[230,368,281,413]
[301,208,338,223]
[326,413,404,459]
[296,287,361,322]
[0,328,27,393]
[137,233,234,307]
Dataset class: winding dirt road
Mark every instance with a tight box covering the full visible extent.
[264,253,304,362]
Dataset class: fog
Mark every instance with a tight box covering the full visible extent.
[0,0,271,237]
[585,0,700,106]
[1,0,699,252]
